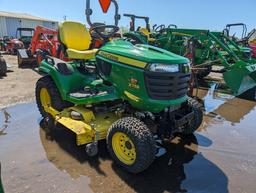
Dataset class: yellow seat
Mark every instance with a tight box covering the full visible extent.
[139,28,156,43]
[59,21,98,60]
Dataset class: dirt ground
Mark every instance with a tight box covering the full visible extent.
[0,54,41,109]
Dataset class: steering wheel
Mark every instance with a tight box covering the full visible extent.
[154,24,166,33]
[90,25,119,39]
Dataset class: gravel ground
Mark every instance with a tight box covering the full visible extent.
[0,54,41,109]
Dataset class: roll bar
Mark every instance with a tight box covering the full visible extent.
[123,14,150,32]
[86,0,120,27]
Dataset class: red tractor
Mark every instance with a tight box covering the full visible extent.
[2,28,35,55]
[17,26,66,67]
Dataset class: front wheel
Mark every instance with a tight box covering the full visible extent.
[107,117,156,173]
[182,98,203,135]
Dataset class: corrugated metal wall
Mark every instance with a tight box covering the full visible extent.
[0,17,7,37]
[5,17,21,37]
[0,17,58,37]
[43,21,58,29]
[21,19,43,28]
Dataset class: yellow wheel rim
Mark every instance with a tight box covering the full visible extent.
[40,88,51,109]
[112,132,136,165]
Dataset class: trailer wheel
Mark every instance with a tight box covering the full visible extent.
[183,98,203,135]
[0,57,7,76]
[35,75,73,118]
[107,117,156,173]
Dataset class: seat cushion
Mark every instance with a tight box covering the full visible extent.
[66,48,98,60]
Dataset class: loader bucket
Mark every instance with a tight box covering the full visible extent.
[223,61,256,95]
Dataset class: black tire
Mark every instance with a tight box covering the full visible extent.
[35,75,73,118]
[17,52,23,68]
[196,65,212,79]
[183,98,203,135]
[107,117,156,173]
[0,57,7,76]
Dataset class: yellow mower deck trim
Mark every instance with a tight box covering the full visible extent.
[44,104,119,146]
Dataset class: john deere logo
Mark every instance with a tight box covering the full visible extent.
[128,78,140,89]
[98,51,119,62]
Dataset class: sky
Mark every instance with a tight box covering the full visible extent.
[0,0,255,33]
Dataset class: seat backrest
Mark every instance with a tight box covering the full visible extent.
[59,21,92,51]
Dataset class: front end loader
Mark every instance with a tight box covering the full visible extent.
[17,26,65,68]
[153,28,256,96]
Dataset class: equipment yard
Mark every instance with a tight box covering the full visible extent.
[1,0,256,193]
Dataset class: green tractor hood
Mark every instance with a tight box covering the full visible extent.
[99,39,189,66]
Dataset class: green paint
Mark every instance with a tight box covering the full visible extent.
[39,39,189,113]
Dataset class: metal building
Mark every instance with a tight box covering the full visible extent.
[0,11,58,37]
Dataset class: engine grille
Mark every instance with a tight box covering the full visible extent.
[144,71,190,100]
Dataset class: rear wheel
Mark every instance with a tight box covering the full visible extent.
[107,117,156,173]
[35,75,73,118]
[0,57,7,76]
[182,98,203,135]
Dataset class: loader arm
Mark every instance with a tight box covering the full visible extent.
[30,26,58,55]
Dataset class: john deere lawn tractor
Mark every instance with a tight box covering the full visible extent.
[36,0,203,173]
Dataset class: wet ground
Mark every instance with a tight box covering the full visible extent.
[0,88,256,193]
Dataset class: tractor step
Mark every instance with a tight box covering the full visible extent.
[69,90,108,98]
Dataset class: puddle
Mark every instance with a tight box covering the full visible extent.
[0,101,256,193]
[199,84,256,124]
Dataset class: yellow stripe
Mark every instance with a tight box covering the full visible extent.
[124,91,140,102]
[172,32,192,37]
[98,51,147,68]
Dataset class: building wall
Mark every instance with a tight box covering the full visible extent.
[0,17,7,37]
[43,21,58,29]
[0,17,58,38]
[5,17,21,37]
[20,19,43,29]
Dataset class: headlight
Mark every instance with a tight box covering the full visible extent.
[148,63,180,73]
